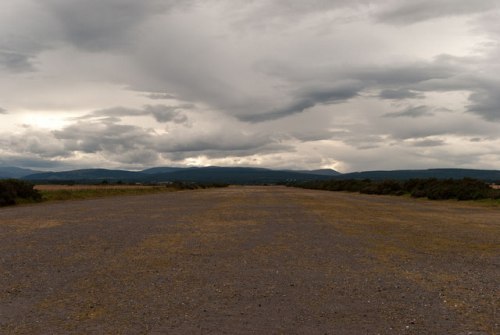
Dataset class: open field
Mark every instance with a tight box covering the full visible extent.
[34,184,157,191]
[0,186,498,334]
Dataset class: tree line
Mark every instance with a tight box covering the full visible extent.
[288,178,500,201]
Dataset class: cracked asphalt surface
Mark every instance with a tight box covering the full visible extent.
[0,186,499,334]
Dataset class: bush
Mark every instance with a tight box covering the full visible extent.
[360,180,403,195]
[404,178,493,200]
[0,179,41,206]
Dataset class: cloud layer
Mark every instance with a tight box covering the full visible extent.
[1,0,499,171]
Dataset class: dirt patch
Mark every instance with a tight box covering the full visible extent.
[0,186,498,334]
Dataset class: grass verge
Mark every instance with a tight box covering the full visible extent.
[10,183,228,206]
[37,186,177,202]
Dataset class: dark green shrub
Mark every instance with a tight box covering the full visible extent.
[0,179,41,206]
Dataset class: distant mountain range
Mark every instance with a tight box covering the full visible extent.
[1,166,499,184]
[20,166,340,184]
[22,169,146,182]
[336,168,500,182]
[146,167,340,184]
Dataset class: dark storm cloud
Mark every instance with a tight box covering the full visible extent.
[384,105,434,118]
[376,0,499,25]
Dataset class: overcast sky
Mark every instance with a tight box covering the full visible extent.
[1,0,499,172]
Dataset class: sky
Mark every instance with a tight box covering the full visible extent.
[1,0,499,172]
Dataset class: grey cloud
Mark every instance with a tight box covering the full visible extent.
[163,143,293,162]
[412,76,474,92]
[411,139,446,147]
[379,88,423,100]
[290,130,340,142]
[244,100,317,123]
[80,104,191,124]
[108,149,160,166]
[401,68,500,123]
[0,2,59,73]
[0,50,35,72]
[242,82,361,122]
[356,62,458,86]
[475,9,500,38]
[2,0,500,171]
[0,156,68,170]
[53,116,284,164]
[376,0,499,25]
[384,105,434,118]
[249,57,463,121]
[54,121,154,155]
[256,54,469,97]
[230,0,372,31]
[368,56,500,123]
[155,131,275,154]
[78,107,142,120]
[53,120,161,166]
[145,92,178,100]
[6,129,68,158]
[352,54,500,123]
[344,135,385,150]
[40,0,191,51]
[467,88,500,122]
[0,107,7,114]
[387,117,500,141]
[143,104,192,124]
